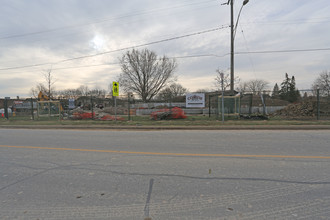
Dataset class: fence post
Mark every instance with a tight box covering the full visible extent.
[48,101,51,118]
[128,93,131,121]
[114,96,117,122]
[37,100,39,120]
[221,73,225,123]
[248,94,253,115]
[216,93,219,120]
[4,97,9,119]
[91,95,94,120]
[260,93,266,115]
[317,88,320,120]
[30,98,34,120]
[208,95,211,118]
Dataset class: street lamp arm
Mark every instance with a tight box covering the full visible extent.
[229,0,249,92]
[233,0,249,40]
[233,5,244,40]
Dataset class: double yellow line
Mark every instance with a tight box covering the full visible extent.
[1,145,330,159]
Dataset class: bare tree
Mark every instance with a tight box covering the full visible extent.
[29,68,56,98]
[89,87,107,98]
[194,89,213,93]
[43,68,56,98]
[56,85,92,99]
[30,83,47,98]
[119,49,177,102]
[157,83,188,101]
[312,70,330,96]
[238,79,269,94]
[77,85,90,96]
[214,69,240,91]
[58,88,82,99]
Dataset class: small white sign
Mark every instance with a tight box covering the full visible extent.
[186,93,205,108]
[68,99,75,109]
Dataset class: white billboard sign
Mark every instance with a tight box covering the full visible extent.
[186,93,205,108]
[68,99,75,109]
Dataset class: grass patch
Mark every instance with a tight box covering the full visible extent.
[1,114,330,126]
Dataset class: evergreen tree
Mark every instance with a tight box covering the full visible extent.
[279,73,300,103]
[272,83,280,98]
[279,73,290,100]
[288,76,300,102]
[303,92,308,100]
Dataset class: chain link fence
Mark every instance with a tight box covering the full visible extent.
[208,89,330,120]
[0,98,36,120]
[1,89,329,121]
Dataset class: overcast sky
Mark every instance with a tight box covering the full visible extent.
[1,0,329,98]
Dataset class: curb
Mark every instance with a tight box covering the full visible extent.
[1,125,330,130]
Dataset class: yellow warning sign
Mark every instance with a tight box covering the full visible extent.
[112,81,119,96]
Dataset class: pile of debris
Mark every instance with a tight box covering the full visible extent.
[102,107,128,115]
[272,99,316,117]
[151,107,187,120]
[72,112,95,120]
[71,108,124,121]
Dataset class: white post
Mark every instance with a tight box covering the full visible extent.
[114,96,117,122]
[221,73,225,123]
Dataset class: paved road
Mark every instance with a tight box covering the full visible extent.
[0,129,330,219]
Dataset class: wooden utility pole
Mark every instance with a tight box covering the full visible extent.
[230,0,234,93]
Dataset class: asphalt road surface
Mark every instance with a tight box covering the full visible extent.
[0,129,330,220]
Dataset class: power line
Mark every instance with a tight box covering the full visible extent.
[0,0,217,40]
[52,63,115,71]
[235,48,330,55]
[61,47,330,68]
[241,16,330,26]
[173,54,228,59]
[51,54,224,70]
[57,26,228,63]
[0,5,220,50]
[0,26,228,71]
[2,46,330,72]
[238,25,257,79]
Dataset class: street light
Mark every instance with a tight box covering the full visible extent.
[234,0,249,40]
[229,0,249,93]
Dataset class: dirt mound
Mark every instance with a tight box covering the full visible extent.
[273,100,316,117]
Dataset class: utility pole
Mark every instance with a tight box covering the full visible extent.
[228,0,249,93]
[230,0,234,93]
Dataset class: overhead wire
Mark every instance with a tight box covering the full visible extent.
[240,16,330,26]
[1,1,329,72]
[235,48,330,55]
[0,0,221,63]
[2,46,330,72]
[51,54,226,71]
[237,23,257,79]
[48,47,330,71]
[0,26,229,71]
[0,0,218,40]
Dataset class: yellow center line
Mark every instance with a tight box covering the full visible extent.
[1,145,330,159]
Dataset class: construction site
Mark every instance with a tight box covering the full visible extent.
[1,89,329,122]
